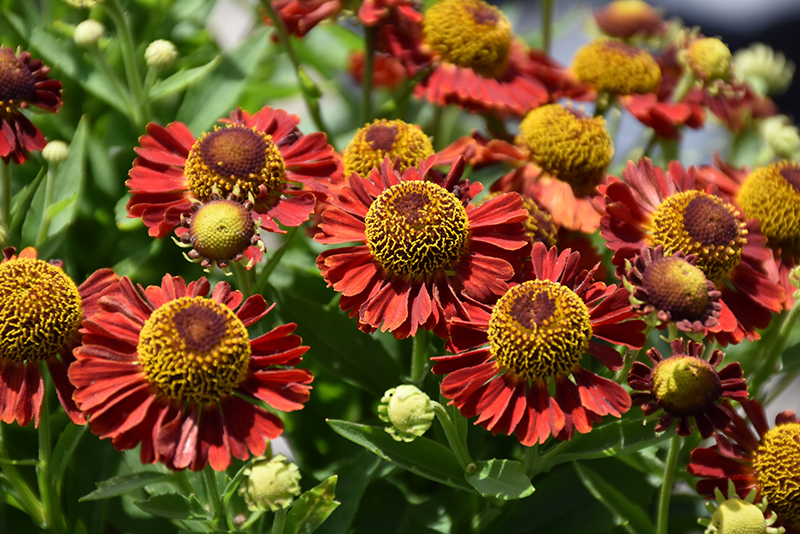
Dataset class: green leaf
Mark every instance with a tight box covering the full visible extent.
[315,453,381,534]
[47,116,89,237]
[177,27,272,133]
[134,493,213,521]
[222,463,249,508]
[465,459,535,500]
[148,56,222,100]
[9,167,44,237]
[79,472,170,501]
[51,424,87,482]
[574,462,656,534]
[285,475,340,534]
[327,420,471,492]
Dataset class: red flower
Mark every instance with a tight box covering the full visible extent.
[262,0,342,38]
[692,80,778,133]
[688,400,800,533]
[592,0,667,39]
[127,105,341,240]
[70,274,313,472]
[0,247,118,427]
[315,156,529,339]
[0,47,62,164]
[349,51,407,90]
[432,243,646,445]
[599,158,784,345]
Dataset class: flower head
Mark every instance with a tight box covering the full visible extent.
[624,246,722,333]
[144,39,178,70]
[343,119,434,178]
[432,243,646,445]
[378,384,435,442]
[315,156,529,339]
[627,339,746,438]
[0,247,118,427]
[241,454,302,512]
[0,46,62,164]
[686,37,732,82]
[600,158,784,345]
[127,105,340,241]
[572,39,661,96]
[699,480,785,534]
[74,19,105,48]
[689,400,800,533]
[262,0,342,39]
[593,0,667,39]
[70,274,313,471]
[733,43,794,96]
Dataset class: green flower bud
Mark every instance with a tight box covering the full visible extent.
[378,385,435,442]
[62,0,103,8]
[687,37,732,82]
[733,43,795,96]
[74,19,105,47]
[144,39,178,70]
[759,116,800,160]
[42,140,69,164]
[698,480,785,534]
[240,454,302,512]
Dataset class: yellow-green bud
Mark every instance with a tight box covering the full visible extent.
[759,116,800,161]
[687,37,732,82]
[74,19,105,47]
[240,454,302,512]
[699,481,785,534]
[42,140,69,164]
[62,0,103,7]
[733,43,795,96]
[144,39,178,70]
[378,385,435,442]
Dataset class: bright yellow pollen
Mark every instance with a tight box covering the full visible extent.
[137,296,251,403]
[517,104,613,195]
[687,37,732,82]
[738,161,800,252]
[343,119,434,178]
[423,0,512,78]
[651,355,721,416]
[364,181,469,276]
[650,190,747,283]
[189,199,255,261]
[709,498,769,534]
[0,258,82,362]
[754,423,800,530]
[521,196,558,248]
[185,124,285,202]
[487,280,592,381]
[572,39,661,95]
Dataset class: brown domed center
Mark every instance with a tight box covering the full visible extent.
[683,196,739,247]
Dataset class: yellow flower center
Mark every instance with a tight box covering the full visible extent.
[0,258,82,362]
[641,256,710,320]
[738,161,800,253]
[651,355,721,416]
[487,280,592,381]
[521,197,558,248]
[188,199,256,261]
[343,119,434,178]
[364,181,469,276]
[422,0,512,78]
[709,498,769,534]
[650,191,747,284]
[517,104,613,195]
[185,125,285,202]
[572,39,661,95]
[0,49,35,113]
[137,296,251,403]
[754,423,800,530]
[687,37,732,82]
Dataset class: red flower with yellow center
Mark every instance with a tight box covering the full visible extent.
[0,46,62,164]
[689,400,800,533]
[70,274,313,472]
[127,105,341,241]
[593,0,667,39]
[627,339,747,438]
[433,243,646,445]
[315,156,529,339]
[261,0,342,39]
[0,247,118,427]
[599,157,784,345]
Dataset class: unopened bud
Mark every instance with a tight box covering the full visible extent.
[687,37,731,82]
[74,19,105,48]
[240,454,302,512]
[378,385,435,442]
[734,43,795,96]
[42,140,69,164]
[144,39,178,70]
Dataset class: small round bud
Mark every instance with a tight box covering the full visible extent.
[63,0,103,7]
[74,19,105,47]
[144,39,178,70]
[734,43,795,96]
[240,454,302,512]
[378,385,435,442]
[687,37,732,82]
[42,140,69,164]
[759,116,800,160]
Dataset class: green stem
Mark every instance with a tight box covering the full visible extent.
[231,261,254,299]
[656,435,681,534]
[541,0,553,54]
[432,402,473,469]
[429,105,445,151]
[751,303,800,394]
[594,91,615,117]
[642,131,658,159]
[202,465,224,528]
[259,0,329,137]
[35,166,57,246]
[1,162,10,229]
[253,227,298,295]
[271,508,287,534]
[106,0,145,127]
[378,65,433,117]
[37,369,65,534]
[88,46,135,115]
[671,70,697,105]
[361,26,376,124]
[614,324,654,383]
[0,426,44,527]
[410,330,429,383]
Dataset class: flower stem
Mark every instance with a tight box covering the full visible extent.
[259,0,329,137]
[432,401,473,469]
[253,227,298,295]
[202,464,224,528]
[410,330,429,383]
[361,26,376,125]
[541,0,553,54]
[751,302,800,394]
[1,162,11,229]
[614,324,654,383]
[35,164,58,246]
[272,508,287,534]
[231,261,254,299]
[106,0,145,128]
[656,435,681,534]
[0,426,44,528]
[37,368,65,534]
